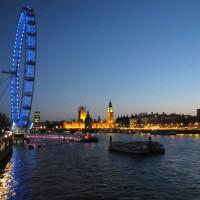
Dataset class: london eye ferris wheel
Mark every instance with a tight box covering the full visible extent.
[2,6,36,131]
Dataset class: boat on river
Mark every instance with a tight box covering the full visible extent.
[76,134,99,143]
[109,141,149,154]
[109,136,165,154]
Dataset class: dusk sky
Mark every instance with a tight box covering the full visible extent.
[1,0,200,122]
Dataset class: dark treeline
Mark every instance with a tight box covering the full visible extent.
[0,113,10,133]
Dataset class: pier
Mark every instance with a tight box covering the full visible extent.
[13,134,29,145]
[24,134,98,149]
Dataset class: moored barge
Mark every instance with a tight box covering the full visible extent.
[109,136,165,154]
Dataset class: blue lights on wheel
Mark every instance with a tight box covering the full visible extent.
[11,6,36,130]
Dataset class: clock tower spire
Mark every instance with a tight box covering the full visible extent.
[107,100,114,124]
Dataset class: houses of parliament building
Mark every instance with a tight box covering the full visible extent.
[63,101,116,129]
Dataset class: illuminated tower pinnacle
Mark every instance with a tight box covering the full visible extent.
[78,106,87,122]
[107,100,114,124]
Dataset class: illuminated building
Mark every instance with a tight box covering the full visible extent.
[78,106,86,122]
[91,101,116,129]
[117,112,198,129]
[63,101,116,129]
[63,106,87,129]
[63,120,85,129]
[107,101,114,124]
[34,111,40,127]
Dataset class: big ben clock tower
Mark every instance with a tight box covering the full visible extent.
[107,100,114,124]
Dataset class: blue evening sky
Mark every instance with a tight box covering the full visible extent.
[1,0,200,121]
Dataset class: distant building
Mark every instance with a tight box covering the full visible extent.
[197,109,200,128]
[197,109,200,120]
[116,115,130,128]
[85,110,93,129]
[63,106,87,129]
[34,111,40,127]
[91,101,115,129]
[107,101,114,124]
[63,101,116,129]
[78,106,86,122]
[63,120,85,129]
[117,112,198,129]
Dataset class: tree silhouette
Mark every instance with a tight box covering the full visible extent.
[0,113,10,132]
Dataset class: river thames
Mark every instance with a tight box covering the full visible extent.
[1,133,200,200]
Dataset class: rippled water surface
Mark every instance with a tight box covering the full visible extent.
[1,133,200,200]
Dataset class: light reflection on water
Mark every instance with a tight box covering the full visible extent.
[1,133,200,199]
[0,155,16,199]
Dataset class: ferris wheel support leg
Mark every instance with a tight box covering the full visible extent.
[12,122,28,136]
